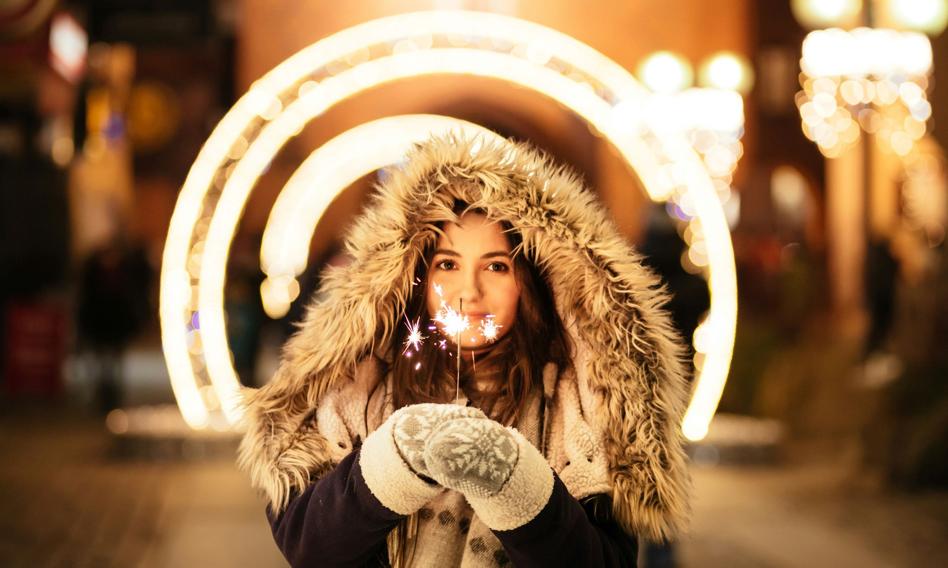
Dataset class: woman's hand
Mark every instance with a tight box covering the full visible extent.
[360,403,485,516]
[371,406,553,529]
[421,416,555,531]
[423,417,519,497]
[391,403,486,479]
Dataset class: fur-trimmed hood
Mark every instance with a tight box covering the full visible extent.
[237,133,691,542]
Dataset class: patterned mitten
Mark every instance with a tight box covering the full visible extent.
[422,417,519,497]
[423,417,555,531]
[360,403,484,516]
[391,403,487,478]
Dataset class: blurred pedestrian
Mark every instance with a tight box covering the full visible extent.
[77,237,152,412]
[864,236,899,357]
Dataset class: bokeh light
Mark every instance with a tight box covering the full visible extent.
[791,0,863,29]
[888,0,948,35]
[699,51,754,94]
[638,51,694,93]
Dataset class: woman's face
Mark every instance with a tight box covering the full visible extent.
[426,212,520,352]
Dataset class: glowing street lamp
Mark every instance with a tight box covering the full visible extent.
[791,0,864,29]
[792,0,946,324]
[699,51,755,95]
[887,0,948,34]
[637,51,694,94]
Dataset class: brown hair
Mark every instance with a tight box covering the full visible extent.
[387,202,572,425]
[385,201,572,566]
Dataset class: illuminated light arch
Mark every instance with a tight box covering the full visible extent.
[160,10,737,440]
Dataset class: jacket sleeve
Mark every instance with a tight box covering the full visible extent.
[265,449,400,567]
[266,406,446,568]
[493,474,639,567]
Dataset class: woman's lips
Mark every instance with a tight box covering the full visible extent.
[464,312,489,318]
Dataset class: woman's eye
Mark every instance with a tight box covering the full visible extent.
[435,259,456,270]
[487,262,510,272]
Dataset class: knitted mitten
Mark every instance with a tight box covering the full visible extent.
[423,417,555,530]
[360,403,484,516]
[391,403,487,478]
[423,417,519,497]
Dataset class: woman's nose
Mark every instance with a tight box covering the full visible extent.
[458,269,482,304]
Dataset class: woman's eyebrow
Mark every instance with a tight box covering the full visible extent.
[433,249,511,259]
[480,251,511,259]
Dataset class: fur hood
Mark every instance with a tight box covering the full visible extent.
[237,133,691,542]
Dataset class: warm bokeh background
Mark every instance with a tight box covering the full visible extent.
[2,1,947,566]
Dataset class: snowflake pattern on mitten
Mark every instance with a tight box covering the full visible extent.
[424,417,520,498]
[392,403,486,478]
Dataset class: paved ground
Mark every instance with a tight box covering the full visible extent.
[680,462,948,568]
[0,402,282,568]
[1,401,946,567]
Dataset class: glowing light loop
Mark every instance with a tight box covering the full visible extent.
[160,10,737,440]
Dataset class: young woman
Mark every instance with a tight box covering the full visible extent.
[238,134,691,567]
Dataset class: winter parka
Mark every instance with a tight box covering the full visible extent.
[236,133,692,565]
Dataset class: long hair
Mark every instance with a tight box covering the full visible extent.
[387,202,571,425]
[385,201,572,566]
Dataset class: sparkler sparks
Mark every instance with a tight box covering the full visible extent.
[402,316,425,355]
[479,316,501,341]
[431,281,470,340]
[401,282,503,377]
[434,303,470,337]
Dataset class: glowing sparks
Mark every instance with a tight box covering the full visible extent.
[402,316,425,354]
[401,282,503,364]
[431,282,470,338]
[435,305,471,337]
[480,316,501,341]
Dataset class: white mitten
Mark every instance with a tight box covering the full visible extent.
[423,417,555,531]
[359,403,484,515]
[423,417,519,497]
[391,403,487,479]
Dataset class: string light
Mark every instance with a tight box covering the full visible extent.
[797,28,934,157]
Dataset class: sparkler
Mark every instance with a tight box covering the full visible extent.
[428,287,469,401]
[403,281,504,402]
[456,299,462,401]
[433,300,471,338]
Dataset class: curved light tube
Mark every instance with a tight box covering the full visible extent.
[161,10,737,440]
